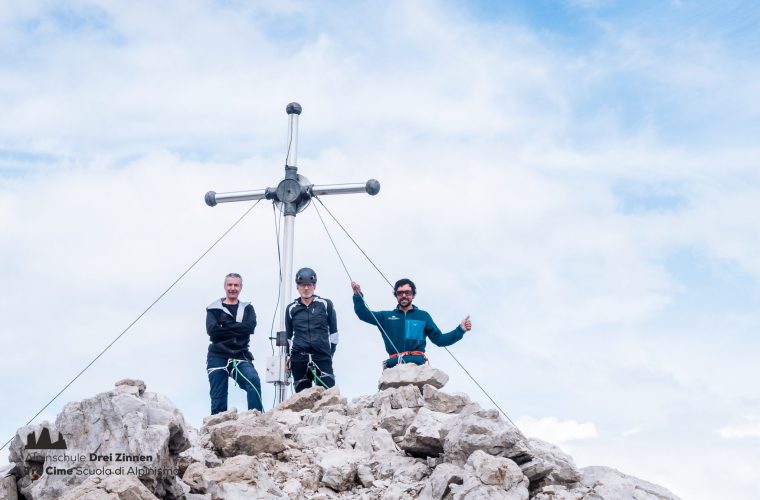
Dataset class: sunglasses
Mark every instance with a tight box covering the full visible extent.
[395,290,414,297]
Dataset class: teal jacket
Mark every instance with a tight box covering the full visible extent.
[353,294,465,365]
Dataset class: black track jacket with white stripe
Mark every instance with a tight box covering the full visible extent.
[286,295,338,357]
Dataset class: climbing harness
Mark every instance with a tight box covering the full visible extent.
[389,351,428,362]
[207,358,264,409]
[292,353,334,390]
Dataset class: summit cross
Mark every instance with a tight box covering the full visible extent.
[204,102,380,404]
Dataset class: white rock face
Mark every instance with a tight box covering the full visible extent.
[59,475,157,500]
[580,466,681,499]
[378,363,450,390]
[8,379,189,500]
[0,475,18,500]
[4,366,680,500]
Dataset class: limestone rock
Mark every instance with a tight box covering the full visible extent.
[580,466,681,500]
[0,475,18,500]
[275,386,325,412]
[206,412,286,457]
[417,463,466,499]
[422,384,471,414]
[378,406,417,437]
[113,378,146,396]
[8,381,189,500]
[527,438,581,488]
[318,449,368,492]
[443,410,531,467]
[467,450,527,489]
[374,385,425,411]
[59,474,157,500]
[400,407,457,458]
[7,366,680,500]
[203,455,285,497]
[314,386,348,410]
[177,426,222,476]
[531,484,585,499]
[378,363,449,390]
[201,408,238,428]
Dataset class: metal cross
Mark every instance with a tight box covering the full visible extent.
[204,102,380,404]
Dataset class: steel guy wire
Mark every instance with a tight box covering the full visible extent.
[310,196,522,431]
[0,199,263,452]
[310,200,403,360]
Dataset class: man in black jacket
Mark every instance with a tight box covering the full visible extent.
[286,267,338,392]
[206,273,263,414]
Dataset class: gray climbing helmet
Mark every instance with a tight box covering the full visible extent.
[295,267,317,285]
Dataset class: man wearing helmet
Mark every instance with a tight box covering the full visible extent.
[351,278,471,368]
[205,273,263,414]
[286,267,339,392]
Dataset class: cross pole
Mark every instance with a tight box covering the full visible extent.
[204,102,380,404]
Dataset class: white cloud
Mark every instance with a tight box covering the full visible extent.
[516,416,598,444]
[622,427,642,437]
[719,416,760,439]
[1,2,760,499]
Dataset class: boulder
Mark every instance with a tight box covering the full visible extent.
[378,407,417,437]
[8,381,189,500]
[201,408,238,428]
[205,412,286,457]
[59,474,157,500]
[527,438,581,488]
[531,484,585,499]
[467,450,527,488]
[203,455,284,497]
[314,386,347,410]
[400,407,457,457]
[177,426,222,476]
[374,385,425,410]
[422,385,471,414]
[275,386,325,412]
[113,378,146,396]
[0,475,18,500]
[417,463,466,500]
[318,449,368,492]
[580,466,682,500]
[443,411,531,467]
[378,364,449,390]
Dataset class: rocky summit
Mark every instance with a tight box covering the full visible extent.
[1,365,681,499]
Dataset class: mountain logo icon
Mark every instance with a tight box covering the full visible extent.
[25,428,67,450]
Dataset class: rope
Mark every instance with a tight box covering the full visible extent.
[310,201,403,359]
[292,354,333,390]
[308,197,522,432]
[311,368,330,389]
[0,199,263,452]
[230,360,264,410]
[311,197,353,282]
[442,346,519,430]
[313,196,393,288]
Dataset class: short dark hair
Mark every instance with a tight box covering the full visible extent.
[225,273,242,284]
[394,278,416,295]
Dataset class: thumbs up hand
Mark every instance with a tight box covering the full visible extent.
[461,315,472,332]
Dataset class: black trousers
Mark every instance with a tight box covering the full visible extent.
[291,352,335,393]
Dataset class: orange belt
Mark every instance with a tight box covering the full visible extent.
[389,350,427,360]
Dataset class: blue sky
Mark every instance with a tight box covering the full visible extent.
[2,1,760,499]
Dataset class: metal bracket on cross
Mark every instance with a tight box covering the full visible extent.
[204,102,380,404]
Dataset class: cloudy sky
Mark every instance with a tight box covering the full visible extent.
[2,0,759,498]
